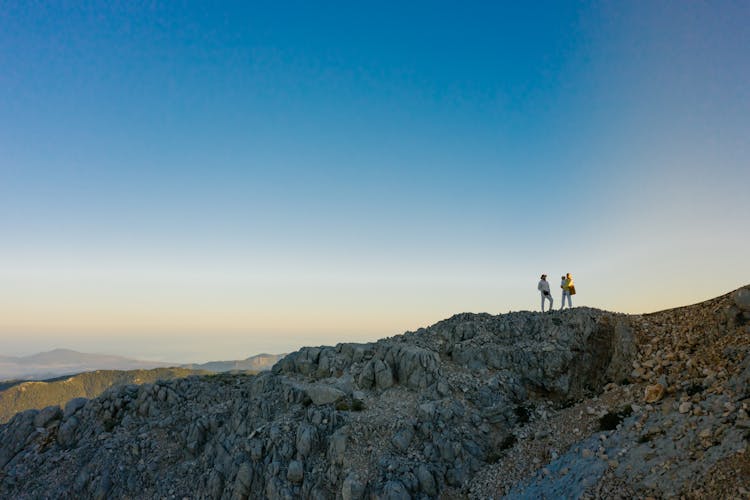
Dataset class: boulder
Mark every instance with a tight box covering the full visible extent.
[416,465,437,496]
[385,345,440,390]
[644,384,666,403]
[57,416,79,448]
[391,426,414,452]
[287,460,304,483]
[358,358,394,390]
[0,410,37,468]
[734,288,750,311]
[329,428,348,465]
[374,360,395,390]
[342,474,365,500]
[63,398,88,419]
[207,470,224,499]
[33,405,62,428]
[306,384,346,406]
[380,480,410,500]
[296,423,317,457]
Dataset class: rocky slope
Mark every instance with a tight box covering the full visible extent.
[0,368,208,424]
[1,286,748,499]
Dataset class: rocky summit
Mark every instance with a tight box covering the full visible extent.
[1,286,749,499]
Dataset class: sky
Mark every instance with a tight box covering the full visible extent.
[1,1,748,363]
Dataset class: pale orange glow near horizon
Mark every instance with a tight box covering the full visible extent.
[2,2,748,363]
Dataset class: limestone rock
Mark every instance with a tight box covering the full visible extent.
[381,480,410,499]
[33,406,62,428]
[2,285,750,500]
[342,474,365,500]
[644,384,666,403]
[287,460,304,483]
[416,464,437,496]
[305,384,346,406]
[391,426,414,452]
[733,288,750,311]
[63,398,88,419]
[296,423,317,457]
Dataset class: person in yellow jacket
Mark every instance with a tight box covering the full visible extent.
[561,273,574,309]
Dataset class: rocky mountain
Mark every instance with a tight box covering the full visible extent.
[1,286,748,498]
[0,368,208,424]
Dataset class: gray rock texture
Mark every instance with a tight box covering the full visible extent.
[1,285,748,499]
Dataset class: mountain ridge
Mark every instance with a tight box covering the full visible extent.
[1,285,748,498]
[0,349,284,382]
[0,368,209,424]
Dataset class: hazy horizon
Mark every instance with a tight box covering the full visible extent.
[0,341,287,365]
[2,2,749,363]
[4,283,747,364]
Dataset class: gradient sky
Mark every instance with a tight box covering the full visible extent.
[1,2,748,362]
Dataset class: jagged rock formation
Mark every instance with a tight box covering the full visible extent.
[1,286,748,499]
[0,368,208,424]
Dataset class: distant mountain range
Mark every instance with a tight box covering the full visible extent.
[0,348,285,382]
[181,353,284,373]
[0,350,286,423]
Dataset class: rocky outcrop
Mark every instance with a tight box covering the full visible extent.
[1,286,749,499]
[0,367,209,424]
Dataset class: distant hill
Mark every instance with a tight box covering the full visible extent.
[0,367,207,423]
[180,353,284,372]
[0,349,172,381]
[0,352,286,423]
[0,349,285,382]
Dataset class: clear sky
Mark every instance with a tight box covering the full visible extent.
[1,2,748,362]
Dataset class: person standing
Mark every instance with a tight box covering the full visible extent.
[561,273,574,309]
[538,274,553,312]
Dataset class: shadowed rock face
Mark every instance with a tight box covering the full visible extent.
[1,287,747,499]
[278,308,634,403]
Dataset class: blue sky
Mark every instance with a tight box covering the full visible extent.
[1,2,748,362]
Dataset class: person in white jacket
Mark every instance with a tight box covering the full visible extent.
[538,274,553,312]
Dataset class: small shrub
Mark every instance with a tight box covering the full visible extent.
[685,383,703,396]
[637,434,652,444]
[559,398,577,409]
[103,419,116,432]
[514,405,530,424]
[598,406,633,431]
[487,434,517,463]
[335,398,365,411]
[499,434,517,450]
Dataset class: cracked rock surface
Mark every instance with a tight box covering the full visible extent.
[1,286,748,499]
